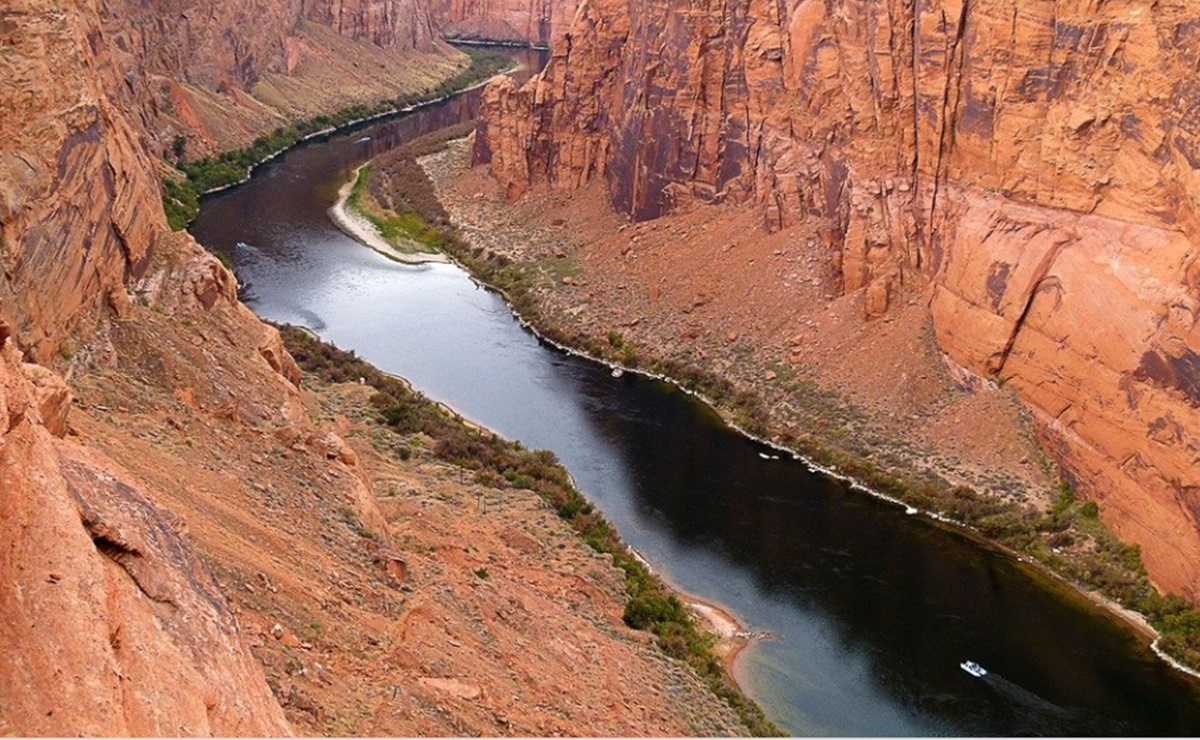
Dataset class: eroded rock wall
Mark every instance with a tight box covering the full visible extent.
[105,0,455,155]
[432,0,578,44]
[303,0,438,50]
[0,0,165,364]
[113,0,438,90]
[477,0,1200,599]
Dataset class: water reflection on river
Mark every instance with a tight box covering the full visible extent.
[190,48,1200,736]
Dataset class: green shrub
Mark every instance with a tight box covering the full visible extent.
[278,324,782,736]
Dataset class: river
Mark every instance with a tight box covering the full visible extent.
[190,48,1200,736]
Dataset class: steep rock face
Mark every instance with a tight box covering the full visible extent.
[0,0,165,364]
[0,334,291,736]
[114,0,437,90]
[106,0,453,155]
[432,0,578,44]
[477,0,1200,599]
[106,1,294,92]
[474,0,626,196]
[303,0,437,50]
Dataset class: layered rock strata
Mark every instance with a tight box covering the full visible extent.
[476,0,1200,599]
[432,0,578,44]
[0,0,166,364]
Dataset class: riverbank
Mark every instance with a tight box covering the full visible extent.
[685,598,756,674]
[276,325,782,735]
[330,164,448,264]
[408,136,1200,679]
[163,47,517,230]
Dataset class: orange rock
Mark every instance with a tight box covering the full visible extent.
[418,676,482,701]
[0,343,289,736]
[476,0,1200,600]
[21,364,71,438]
[432,0,576,44]
[258,327,303,388]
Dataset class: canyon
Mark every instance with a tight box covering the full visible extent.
[0,0,752,735]
[7,0,1200,731]
[475,0,1200,602]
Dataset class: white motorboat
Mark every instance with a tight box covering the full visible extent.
[960,660,987,678]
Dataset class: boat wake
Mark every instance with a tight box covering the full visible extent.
[980,672,1072,720]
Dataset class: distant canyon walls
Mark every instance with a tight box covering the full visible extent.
[303,0,439,49]
[431,0,578,44]
[476,0,1200,600]
[106,0,458,155]
[112,0,439,90]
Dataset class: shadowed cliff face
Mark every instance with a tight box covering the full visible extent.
[476,0,1200,601]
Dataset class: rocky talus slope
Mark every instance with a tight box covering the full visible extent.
[475,0,1200,601]
[431,0,578,44]
[1,0,753,734]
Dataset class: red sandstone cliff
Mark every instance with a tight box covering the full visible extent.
[0,0,380,732]
[107,0,461,155]
[431,0,578,44]
[304,0,438,49]
[476,0,1200,600]
[1,0,166,364]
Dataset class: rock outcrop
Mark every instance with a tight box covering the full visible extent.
[476,0,1200,600]
[0,0,166,364]
[0,0,437,732]
[432,0,578,44]
[0,325,291,736]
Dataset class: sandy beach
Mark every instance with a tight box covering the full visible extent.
[686,596,762,674]
[329,164,448,264]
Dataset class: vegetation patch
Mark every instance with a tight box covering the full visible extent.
[279,325,783,736]
[345,167,438,256]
